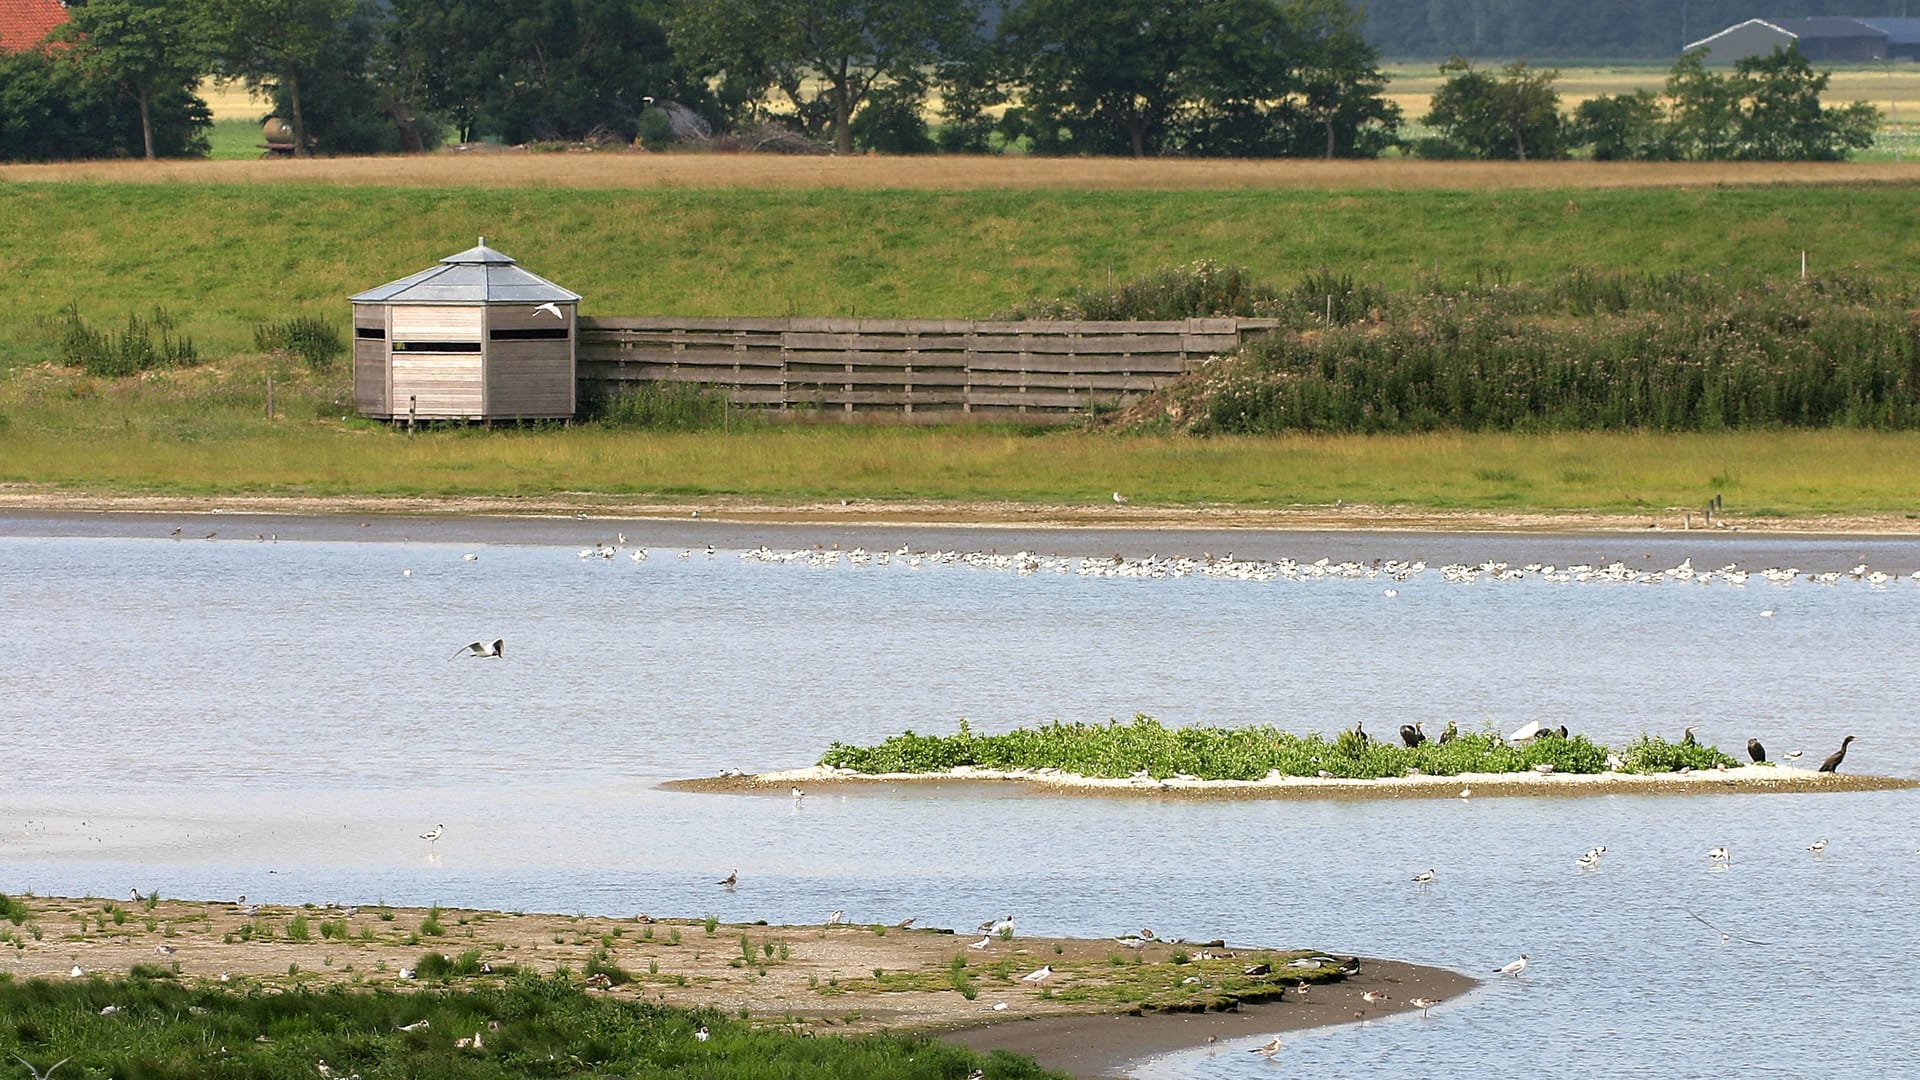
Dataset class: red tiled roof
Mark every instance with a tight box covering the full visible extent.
[0,0,68,53]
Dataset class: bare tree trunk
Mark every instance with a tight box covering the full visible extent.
[288,72,309,158]
[834,58,852,154]
[1130,119,1146,158]
[1324,118,1335,159]
[138,89,155,160]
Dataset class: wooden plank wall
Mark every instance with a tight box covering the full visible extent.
[575,317,1276,423]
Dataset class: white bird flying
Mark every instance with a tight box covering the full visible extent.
[452,638,503,659]
[533,302,564,319]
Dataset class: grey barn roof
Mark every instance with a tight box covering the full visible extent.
[1764,16,1887,39]
[1858,17,1920,45]
[350,239,582,305]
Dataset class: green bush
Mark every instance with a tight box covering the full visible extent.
[1619,734,1740,773]
[823,716,1631,780]
[997,260,1282,321]
[254,317,345,373]
[56,304,198,377]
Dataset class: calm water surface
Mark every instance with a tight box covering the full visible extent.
[2,516,1915,1079]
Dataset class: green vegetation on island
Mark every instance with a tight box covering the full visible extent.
[818,716,1742,780]
[0,969,1055,1080]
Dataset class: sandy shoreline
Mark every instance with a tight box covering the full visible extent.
[0,895,1470,1079]
[669,763,1917,800]
[5,486,1920,537]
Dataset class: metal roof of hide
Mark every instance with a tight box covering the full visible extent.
[350,239,582,305]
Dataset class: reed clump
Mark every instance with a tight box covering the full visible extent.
[55,304,198,377]
[1151,268,1920,435]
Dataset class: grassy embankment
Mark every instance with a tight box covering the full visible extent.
[819,717,1737,780]
[5,177,1920,514]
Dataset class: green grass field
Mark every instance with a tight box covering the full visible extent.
[3,181,1918,368]
[5,175,1920,516]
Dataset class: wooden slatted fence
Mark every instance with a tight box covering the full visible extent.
[576,316,1279,423]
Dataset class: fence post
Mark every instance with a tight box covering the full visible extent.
[266,374,274,420]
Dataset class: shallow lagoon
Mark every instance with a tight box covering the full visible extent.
[2,514,1915,1078]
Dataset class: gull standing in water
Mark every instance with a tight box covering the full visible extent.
[717,869,737,889]
[1807,838,1829,853]
[1248,1036,1283,1056]
[1494,954,1529,976]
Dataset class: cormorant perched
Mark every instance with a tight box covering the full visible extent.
[1682,726,1700,747]
[1400,722,1426,749]
[1817,735,1856,773]
[1747,738,1767,763]
[1352,721,1368,746]
[1438,721,1458,745]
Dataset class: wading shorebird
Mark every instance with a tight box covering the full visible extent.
[1707,846,1731,866]
[1808,838,1829,853]
[1412,868,1436,890]
[1410,996,1442,1017]
[452,638,504,659]
[420,824,444,843]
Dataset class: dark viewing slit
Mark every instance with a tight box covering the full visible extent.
[355,326,386,340]
[392,340,482,352]
[490,328,570,341]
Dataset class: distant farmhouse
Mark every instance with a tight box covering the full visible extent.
[1686,17,1920,64]
[0,0,67,53]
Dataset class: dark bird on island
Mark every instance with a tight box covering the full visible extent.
[1400,723,1426,749]
[1557,725,1570,739]
[717,869,737,888]
[1352,721,1368,746]
[1682,726,1700,747]
[1747,738,1767,763]
[1817,735,1856,774]
[1242,962,1271,976]
[1437,721,1458,745]
[452,638,504,660]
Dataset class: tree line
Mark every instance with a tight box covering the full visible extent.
[0,0,1885,163]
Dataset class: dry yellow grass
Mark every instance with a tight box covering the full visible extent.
[4,153,1918,189]
[1383,63,1920,121]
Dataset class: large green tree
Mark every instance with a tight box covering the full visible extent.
[201,0,356,156]
[1000,0,1400,158]
[1421,57,1566,160]
[670,0,981,154]
[56,0,212,160]
[389,0,696,145]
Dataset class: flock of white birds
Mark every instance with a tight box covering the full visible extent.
[561,542,1920,590]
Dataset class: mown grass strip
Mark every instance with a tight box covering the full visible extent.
[819,716,1739,780]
